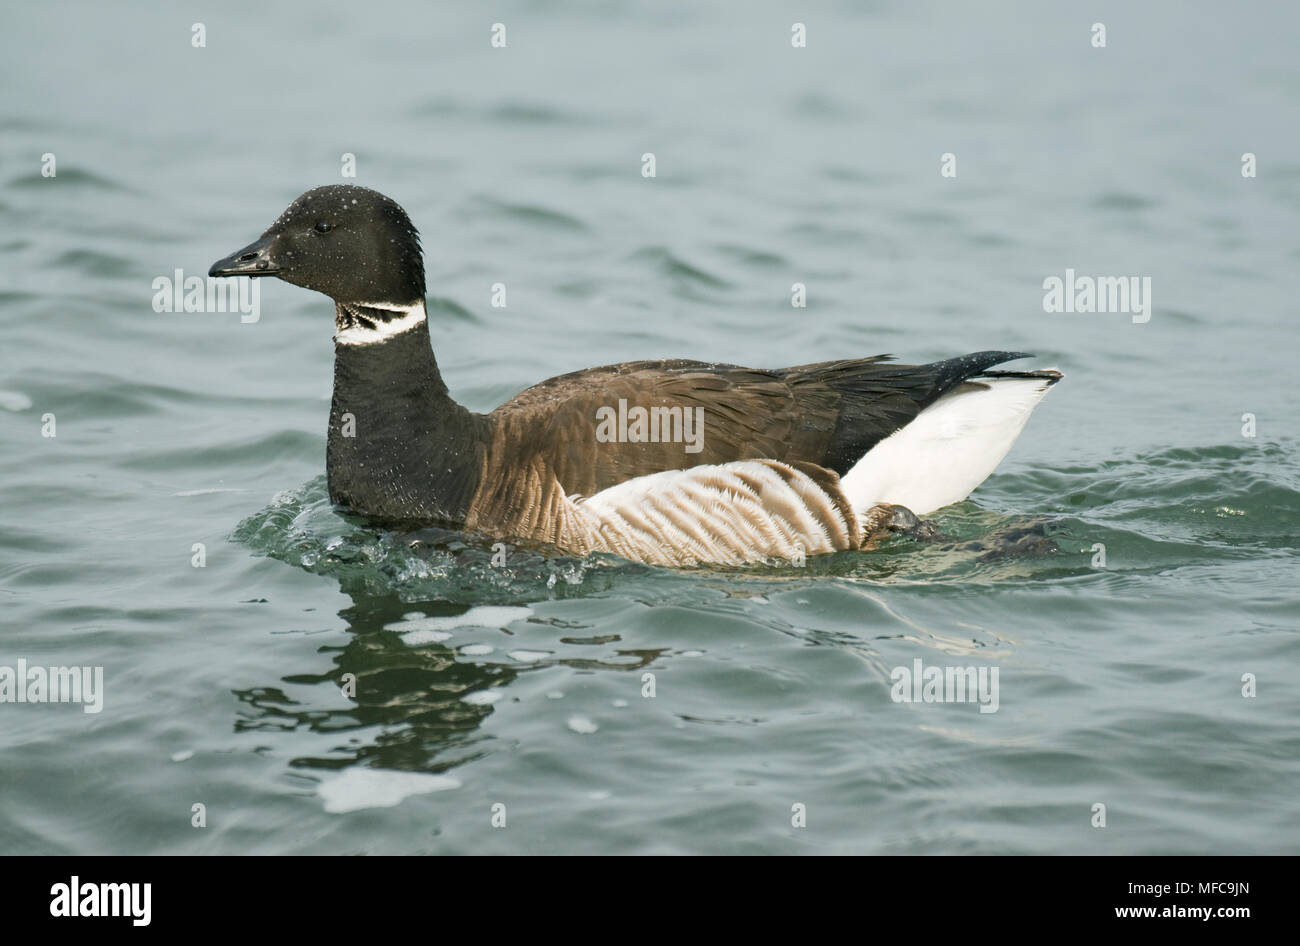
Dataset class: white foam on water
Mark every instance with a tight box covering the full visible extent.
[318,767,461,814]
[567,715,598,734]
[509,650,551,663]
[402,629,452,645]
[384,606,532,636]
[462,689,504,705]
[0,391,32,412]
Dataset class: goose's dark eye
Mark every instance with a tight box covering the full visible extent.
[314,220,334,234]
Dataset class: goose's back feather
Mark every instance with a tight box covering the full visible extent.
[488,351,1034,499]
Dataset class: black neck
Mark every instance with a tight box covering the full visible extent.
[326,311,488,525]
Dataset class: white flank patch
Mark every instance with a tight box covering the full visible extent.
[334,299,427,346]
[839,374,1059,516]
[318,767,461,813]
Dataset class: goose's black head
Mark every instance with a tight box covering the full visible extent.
[209,185,425,306]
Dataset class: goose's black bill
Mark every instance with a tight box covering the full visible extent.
[208,234,279,277]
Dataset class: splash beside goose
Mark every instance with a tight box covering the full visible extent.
[210,185,1061,567]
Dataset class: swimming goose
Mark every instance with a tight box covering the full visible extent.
[210,185,1061,567]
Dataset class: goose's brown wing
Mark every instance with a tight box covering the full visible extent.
[483,351,1034,498]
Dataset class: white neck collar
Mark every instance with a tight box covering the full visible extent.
[333,300,427,346]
